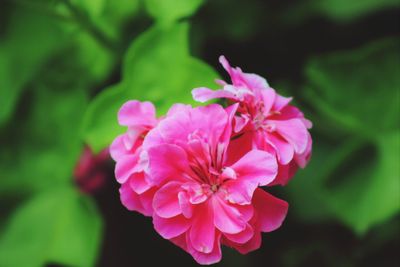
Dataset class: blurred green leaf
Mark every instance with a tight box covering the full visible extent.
[0,86,88,195]
[327,132,400,234]
[289,38,400,234]
[144,0,204,25]
[72,0,106,18]
[83,22,219,152]
[0,188,102,267]
[304,38,400,138]
[0,8,67,127]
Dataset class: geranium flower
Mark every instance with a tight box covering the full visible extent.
[142,104,288,264]
[192,56,312,185]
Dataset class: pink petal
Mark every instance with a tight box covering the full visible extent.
[129,172,151,194]
[224,179,258,205]
[119,182,148,216]
[295,132,312,168]
[189,202,215,253]
[269,161,298,186]
[212,196,246,234]
[230,149,277,186]
[234,115,250,133]
[110,134,128,161]
[241,73,269,91]
[147,144,192,184]
[272,93,292,111]
[225,150,278,205]
[114,155,138,184]
[260,88,277,114]
[187,232,222,265]
[166,103,191,117]
[224,231,262,255]
[178,191,193,218]
[266,133,295,165]
[138,187,156,215]
[225,131,254,166]
[153,214,190,239]
[191,87,237,103]
[118,100,156,127]
[153,181,183,218]
[224,224,254,244]
[272,119,308,154]
[253,189,288,232]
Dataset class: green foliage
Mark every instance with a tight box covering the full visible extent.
[0,188,102,267]
[144,0,204,25]
[82,22,219,152]
[0,8,67,127]
[0,86,88,195]
[1,0,399,266]
[289,38,400,235]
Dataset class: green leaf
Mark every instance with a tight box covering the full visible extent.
[144,0,204,24]
[0,86,88,195]
[71,0,106,18]
[0,8,67,126]
[289,38,400,234]
[83,22,219,152]
[304,38,400,139]
[327,132,400,234]
[0,188,102,267]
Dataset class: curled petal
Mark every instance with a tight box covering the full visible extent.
[119,182,152,216]
[190,202,215,253]
[147,144,192,184]
[118,100,156,127]
[153,181,183,218]
[224,231,262,255]
[187,232,222,265]
[153,214,190,239]
[212,196,246,234]
[224,224,254,244]
[272,119,308,154]
[129,172,151,194]
[192,87,237,103]
[115,155,138,184]
[230,149,277,186]
[253,189,288,232]
[266,133,295,165]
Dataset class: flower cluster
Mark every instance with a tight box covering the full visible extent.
[110,56,312,264]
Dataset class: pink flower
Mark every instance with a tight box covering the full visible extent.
[142,104,288,264]
[110,100,159,216]
[192,56,312,185]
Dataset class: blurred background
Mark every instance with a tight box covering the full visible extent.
[0,0,399,266]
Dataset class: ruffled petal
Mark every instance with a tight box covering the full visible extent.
[153,181,183,218]
[230,149,277,186]
[187,232,222,265]
[147,144,192,184]
[114,155,138,184]
[118,100,156,127]
[192,87,237,103]
[272,119,308,154]
[189,202,215,253]
[253,189,288,232]
[212,196,246,234]
[153,214,190,239]
[224,223,254,244]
